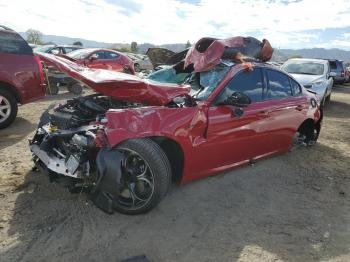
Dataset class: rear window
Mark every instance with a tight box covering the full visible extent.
[329,61,337,70]
[0,30,32,55]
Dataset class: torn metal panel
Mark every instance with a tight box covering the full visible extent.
[184,36,273,72]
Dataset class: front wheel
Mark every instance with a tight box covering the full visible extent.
[114,138,171,215]
[0,89,18,129]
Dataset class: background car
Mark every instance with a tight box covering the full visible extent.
[281,58,333,104]
[126,53,153,72]
[345,66,350,83]
[66,48,135,74]
[0,25,46,128]
[328,59,347,85]
[34,44,83,55]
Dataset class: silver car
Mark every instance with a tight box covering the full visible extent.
[126,53,153,72]
[281,58,334,105]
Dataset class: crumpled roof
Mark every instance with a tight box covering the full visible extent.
[37,53,190,106]
[184,36,273,72]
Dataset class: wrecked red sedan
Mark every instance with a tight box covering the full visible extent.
[30,44,322,215]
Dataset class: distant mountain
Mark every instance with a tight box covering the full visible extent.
[280,48,350,62]
[19,32,350,62]
[19,32,112,48]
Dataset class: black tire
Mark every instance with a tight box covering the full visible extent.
[46,83,59,95]
[69,83,83,95]
[114,138,171,215]
[134,63,141,72]
[0,89,18,129]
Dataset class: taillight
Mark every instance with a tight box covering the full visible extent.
[34,55,46,86]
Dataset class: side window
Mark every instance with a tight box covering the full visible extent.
[105,51,119,59]
[0,31,32,55]
[290,79,301,96]
[266,69,292,99]
[216,68,264,103]
[94,51,106,60]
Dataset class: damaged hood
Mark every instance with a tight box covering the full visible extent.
[37,53,190,106]
[289,74,323,86]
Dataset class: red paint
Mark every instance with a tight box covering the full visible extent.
[0,52,45,104]
[104,64,320,185]
[36,53,190,105]
[73,48,135,74]
[36,54,321,185]
[184,36,273,72]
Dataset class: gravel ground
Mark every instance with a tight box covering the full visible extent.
[0,85,349,262]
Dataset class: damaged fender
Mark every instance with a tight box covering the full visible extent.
[91,147,124,214]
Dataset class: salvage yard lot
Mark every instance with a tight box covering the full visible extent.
[0,85,350,262]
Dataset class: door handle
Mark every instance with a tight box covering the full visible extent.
[295,105,303,111]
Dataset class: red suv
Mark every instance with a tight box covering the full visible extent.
[0,25,45,128]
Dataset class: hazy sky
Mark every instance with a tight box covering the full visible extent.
[1,0,350,49]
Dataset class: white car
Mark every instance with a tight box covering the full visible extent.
[281,58,334,105]
[126,53,153,72]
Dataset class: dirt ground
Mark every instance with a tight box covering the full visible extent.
[0,85,349,262]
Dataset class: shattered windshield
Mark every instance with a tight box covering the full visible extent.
[146,61,232,101]
[282,62,324,75]
[190,63,231,100]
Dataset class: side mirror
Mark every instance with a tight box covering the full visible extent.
[224,92,251,107]
[329,72,336,77]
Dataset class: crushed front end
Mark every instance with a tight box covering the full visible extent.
[29,94,139,213]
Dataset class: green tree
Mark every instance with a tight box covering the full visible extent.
[73,41,83,46]
[26,29,43,45]
[185,40,191,48]
[131,41,138,53]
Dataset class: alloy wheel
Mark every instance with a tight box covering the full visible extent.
[0,95,11,124]
[117,149,155,211]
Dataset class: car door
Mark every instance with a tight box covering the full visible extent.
[264,68,308,150]
[200,67,273,172]
[85,51,109,70]
[103,51,124,72]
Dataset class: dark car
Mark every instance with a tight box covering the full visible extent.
[328,59,347,85]
[30,52,322,215]
[0,25,45,128]
[34,44,83,55]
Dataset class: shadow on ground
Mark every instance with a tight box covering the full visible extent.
[0,117,36,150]
[2,142,350,262]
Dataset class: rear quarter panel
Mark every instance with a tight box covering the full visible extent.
[0,53,45,103]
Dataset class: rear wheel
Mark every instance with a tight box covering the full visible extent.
[68,82,83,95]
[0,89,18,129]
[114,138,171,215]
[293,120,320,147]
[46,83,59,95]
